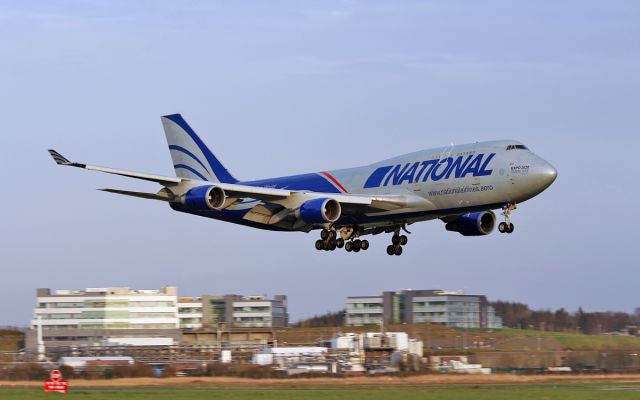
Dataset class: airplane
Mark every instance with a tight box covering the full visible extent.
[49,113,557,256]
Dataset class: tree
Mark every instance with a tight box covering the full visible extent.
[293,310,346,328]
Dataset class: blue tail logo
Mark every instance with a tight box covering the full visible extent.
[161,114,238,183]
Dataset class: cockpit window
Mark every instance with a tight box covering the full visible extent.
[506,144,529,151]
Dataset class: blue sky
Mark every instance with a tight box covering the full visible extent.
[1,1,639,325]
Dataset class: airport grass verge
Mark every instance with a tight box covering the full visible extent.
[3,382,640,399]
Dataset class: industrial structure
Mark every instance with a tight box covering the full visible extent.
[346,289,502,328]
[253,332,424,374]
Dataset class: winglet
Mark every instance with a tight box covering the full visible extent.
[48,149,71,165]
[48,149,86,168]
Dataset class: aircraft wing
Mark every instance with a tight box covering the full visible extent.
[49,149,183,186]
[49,149,425,213]
[49,149,291,200]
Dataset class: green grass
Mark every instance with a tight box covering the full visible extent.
[3,383,640,400]
[476,328,640,351]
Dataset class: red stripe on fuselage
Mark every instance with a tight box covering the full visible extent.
[320,171,348,193]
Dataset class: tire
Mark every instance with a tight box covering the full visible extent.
[329,230,337,240]
[353,239,361,250]
[387,245,395,255]
[320,229,329,240]
[392,235,401,245]
[498,222,507,233]
[399,235,408,245]
[360,240,369,250]
[345,241,353,252]
[395,246,403,256]
[336,238,345,248]
[315,240,324,250]
[507,223,515,234]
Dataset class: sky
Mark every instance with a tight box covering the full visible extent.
[1,0,639,325]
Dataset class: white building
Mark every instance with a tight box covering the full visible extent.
[31,287,179,330]
[27,287,181,353]
[252,347,328,366]
[178,297,204,330]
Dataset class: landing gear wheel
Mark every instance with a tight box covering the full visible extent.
[329,230,337,240]
[360,240,369,250]
[387,245,395,256]
[507,223,514,234]
[320,229,329,240]
[336,238,345,248]
[498,222,507,233]
[394,246,403,256]
[392,235,401,245]
[345,241,353,252]
[353,239,361,252]
[328,239,337,250]
[315,240,324,250]
[399,235,408,245]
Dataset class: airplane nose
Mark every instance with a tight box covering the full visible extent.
[541,162,557,184]
[533,160,557,191]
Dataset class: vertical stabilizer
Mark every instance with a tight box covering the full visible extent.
[161,114,238,183]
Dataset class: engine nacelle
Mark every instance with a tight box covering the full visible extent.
[297,198,342,224]
[182,185,226,210]
[445,211,496,236]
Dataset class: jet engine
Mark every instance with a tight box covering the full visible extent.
[445,211,496,236]
[181,185,226,210]
[297,198,342,224]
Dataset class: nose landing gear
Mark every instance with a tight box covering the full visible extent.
[498,203,516,234]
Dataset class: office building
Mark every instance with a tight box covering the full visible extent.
[26,287,181,353]
[346,289,502,328]
[180,294,288,330]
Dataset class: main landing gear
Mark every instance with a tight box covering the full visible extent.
[345,238,369,253]
[314,228,369,253]
[498,203,516,234]
[315,229,342,251]
[386,230,408,256]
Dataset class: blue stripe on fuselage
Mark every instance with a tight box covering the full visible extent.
[240,173,341,193]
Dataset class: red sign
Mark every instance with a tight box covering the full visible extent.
[44,380,68,393]
[50,370,61,381]
[44,370,68,393]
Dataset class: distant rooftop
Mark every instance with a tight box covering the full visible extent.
[37,287,177,297]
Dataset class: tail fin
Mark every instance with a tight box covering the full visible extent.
[161,114,238,183]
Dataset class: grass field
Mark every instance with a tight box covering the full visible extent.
[3,382,640,399]
[274,325,640,352]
